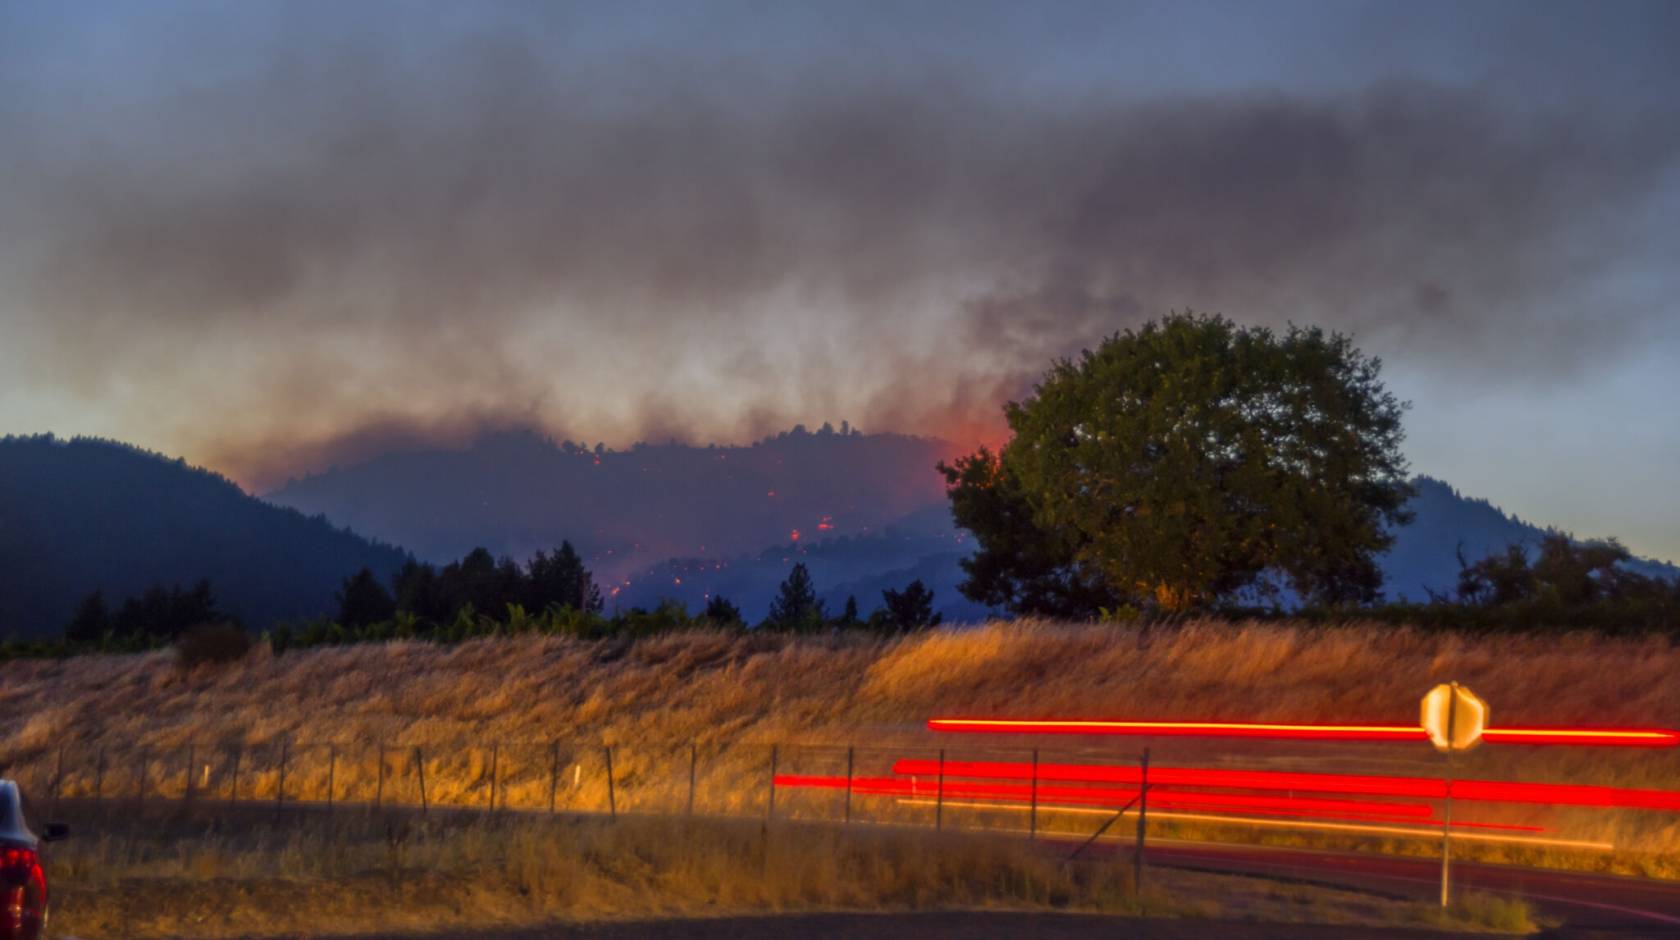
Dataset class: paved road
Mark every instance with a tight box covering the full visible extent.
[1138,839,1680,934]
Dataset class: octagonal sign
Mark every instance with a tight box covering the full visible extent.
[1421,682,1488,752]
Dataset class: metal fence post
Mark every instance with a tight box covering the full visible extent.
[687,742,697,817]
[326,745,336,812]
[1442,761,1455,909]
[844,746,854,825]
[415,746,428,815]
[1029,748,1039,840]
[604,746,616,818]
[487,743,499,813]
[767,745,778,821]
[548,742,560,813]
[1134,748,1149,895]
[936,748,945,831]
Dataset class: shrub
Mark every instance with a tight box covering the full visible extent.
[1444,891,1538,933]
[173,622,253,668]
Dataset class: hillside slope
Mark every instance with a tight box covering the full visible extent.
[268,428,1675,619]
[616,503,990,622]
[1382,476,1678,601]
[4,622,1678,840]
[265,426,963,581]
[0,435,410,635]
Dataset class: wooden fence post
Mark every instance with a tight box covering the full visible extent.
[326,745,336,812]
[548,742,560,813]
[183,743,195,806]
[136,747,148,810]
[275,740,288,811]
[604,746,616,819]
[48,746,64,820]
[229,748,241,803]
[93,748,106,810]
[375,743,385,810]
[687,743,698,817]
[487,743,499,813]
[415,746,428,815]
[766,745,778,821]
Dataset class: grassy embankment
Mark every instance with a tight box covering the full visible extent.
[47,812,1538,938]
[4,620,1679,877]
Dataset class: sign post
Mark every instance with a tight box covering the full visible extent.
[1420,682,1488,909]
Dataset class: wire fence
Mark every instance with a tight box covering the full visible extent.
[5,739,1151,835]
[0,736,1663,867]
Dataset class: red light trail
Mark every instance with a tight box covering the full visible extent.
[887,760,1680,812]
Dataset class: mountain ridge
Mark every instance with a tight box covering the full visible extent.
[0,434,411,635]
[266,426,966,582]
[7,431,1673,636]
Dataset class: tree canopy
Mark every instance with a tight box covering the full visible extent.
[879,579,942,631]
[65,578,228,643]
[337,567,396,628]
[942,314,1413,615]
[763,563,826,632]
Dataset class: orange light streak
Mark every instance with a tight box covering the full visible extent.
[895,799,1614,851]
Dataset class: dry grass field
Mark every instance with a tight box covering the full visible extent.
[4,620,1680,873]
[45,813,1538,938]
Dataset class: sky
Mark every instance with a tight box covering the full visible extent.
[1,0,1677,561]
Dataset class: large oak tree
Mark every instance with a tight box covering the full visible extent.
[942,314,1413,615]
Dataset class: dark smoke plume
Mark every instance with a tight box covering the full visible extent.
[2,11,1676,488]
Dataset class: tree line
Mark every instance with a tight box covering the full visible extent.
[27,544,944,659]
[1376,532,1680,633]
[288,549,941,651]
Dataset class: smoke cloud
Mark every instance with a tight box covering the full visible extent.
[2,5,1677,490]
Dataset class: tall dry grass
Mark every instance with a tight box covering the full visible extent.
[4,620,1679,867]
[45,813,1530,938]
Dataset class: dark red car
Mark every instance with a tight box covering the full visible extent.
[0,780,66,940]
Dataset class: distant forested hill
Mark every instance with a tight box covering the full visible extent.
[1382,476,1679,602]
[614,503,992,623]
[264,427,1677,623]
[266,426,963,582]
[615,476,1679,622]
[0,435,410,636]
